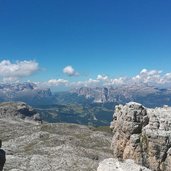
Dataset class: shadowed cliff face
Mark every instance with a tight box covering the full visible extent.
[0,102,41,121]
[0,102,113,171]
[110,102,171,171]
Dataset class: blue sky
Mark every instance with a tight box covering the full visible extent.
[0,0,171,88]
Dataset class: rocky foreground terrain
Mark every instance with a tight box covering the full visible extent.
[1,101,171,171]
[0,102,113,171]
[97,158,151,171]
[0,102,41,121]
[108,102,171,171]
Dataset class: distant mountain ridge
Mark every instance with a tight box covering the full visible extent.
[71,84,171,107]
[0,82,53,105]
[1,82,171,126]
[0,82,171,108]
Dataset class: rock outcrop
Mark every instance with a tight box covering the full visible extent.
[110,102,171,171]
[1,122,112,171]
[0,102,41,122]
[97,158,151,171]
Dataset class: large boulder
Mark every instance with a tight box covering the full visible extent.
[97,158,151,171]
[110,102,171,171]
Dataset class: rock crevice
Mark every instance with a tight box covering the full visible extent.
[110,102,171,171]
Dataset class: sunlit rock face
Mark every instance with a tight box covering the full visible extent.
[71,85,171,107]
[110,102,171,171]
[97,158,151,171]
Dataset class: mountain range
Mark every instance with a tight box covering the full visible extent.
[1,82,171,126]
[1,82,171,107]
[0,82,53,105]
[71,84,171,107]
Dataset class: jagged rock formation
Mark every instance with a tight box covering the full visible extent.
[0,82,53,105]
[71,85,171,107]
[0,102,41,122]
[110,102,171,171]
[97,158,151,171]
[1,83,171,108]
[0,102,113,171]
[71,87,109,103]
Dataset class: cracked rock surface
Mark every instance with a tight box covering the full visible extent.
[1,121,113,171]
[0,103,113,171]
[110,102,171,171]
[97,158,151,171]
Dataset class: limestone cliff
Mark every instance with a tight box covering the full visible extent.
[110,102,171,171]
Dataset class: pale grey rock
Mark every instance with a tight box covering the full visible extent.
[0,82,52,105]
[1,117,112,171]
[97,158,151,171]
[110,102,171,171]
[0,102,41,122]
[71,85,171,107]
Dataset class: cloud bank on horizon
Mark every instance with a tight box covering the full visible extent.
[0,60,39,82]
[1,59,171,89]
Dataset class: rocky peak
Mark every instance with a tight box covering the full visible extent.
[110,102,171,171]
[111,102,149,135]
[0,102,41,122]
[0,82,53,105]
[71,85,171,107]
[71,87,110,103]
[0,82,36,91]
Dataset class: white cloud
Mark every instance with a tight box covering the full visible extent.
[74,69,171,88]
[29,69,171,89]
[2,77,19,82]
[70,78,100,88]
[110,77,127,85]
[160,73,171,84]
[87,78,99,84]
[97,74,127,86]
[97,74,108,81]
[63,65,79,76]
[45,69,171,89]
[140,68,148,74]
[0,60,39,82]
[133,69,162,84]
[48,79,68,86]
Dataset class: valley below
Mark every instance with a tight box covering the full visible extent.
[35,103,114,126]
[1,83,171,170]
[1,82,171,127]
